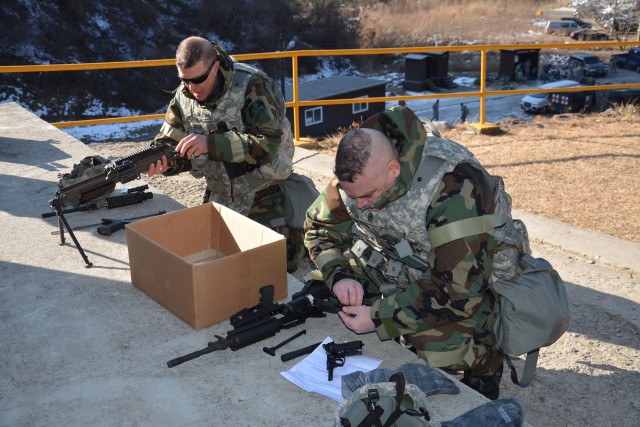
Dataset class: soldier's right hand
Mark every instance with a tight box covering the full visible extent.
[333,278,364,306]
[146,155,169,176]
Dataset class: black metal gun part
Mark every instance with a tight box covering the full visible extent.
[42,189,153,219]
[47,141,187,267]
[167,285,327,368]
[324,340,364,381]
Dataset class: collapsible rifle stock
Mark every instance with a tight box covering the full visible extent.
[47,141,187,267]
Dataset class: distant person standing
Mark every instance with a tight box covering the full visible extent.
[431,99,439,121]
[460,103,469,123]
[608,60,617,75]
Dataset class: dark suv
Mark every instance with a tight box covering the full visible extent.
[568,53,608,77]
[561,17,592,28]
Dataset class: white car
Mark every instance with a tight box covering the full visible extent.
[521,80,580,114]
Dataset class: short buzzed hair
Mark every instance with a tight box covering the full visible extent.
[176,36,217,68]
[334,129,372,183]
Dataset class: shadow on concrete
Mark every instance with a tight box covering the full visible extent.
[0,136,72,170]
[563,280,639,350]
[0,173,58,216]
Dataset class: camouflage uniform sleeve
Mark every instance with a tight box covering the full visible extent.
[154,96,192,172]
[304,178,356,288]
[205,74,284,168]
[371,167,496,340]
[154,96,186,145]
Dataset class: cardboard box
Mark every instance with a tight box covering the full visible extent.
[126,202,287,329]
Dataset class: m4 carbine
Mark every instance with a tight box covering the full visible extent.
[167,285,328,368]
[46,141,187,267]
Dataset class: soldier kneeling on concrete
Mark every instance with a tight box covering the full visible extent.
[146,36,317,273]
[304,106,523,400]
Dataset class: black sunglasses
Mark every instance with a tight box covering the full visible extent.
[179,62,214,85]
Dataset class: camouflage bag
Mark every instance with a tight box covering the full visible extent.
[490,254,570,387]
[336,372,525,426]
[335,373,434,427]
[431,213,570,387]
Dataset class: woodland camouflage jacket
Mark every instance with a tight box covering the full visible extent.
[154,43,294,212]
[154,43,290,176]
[304,107,497,343]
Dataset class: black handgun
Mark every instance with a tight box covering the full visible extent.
[323,340,364,381]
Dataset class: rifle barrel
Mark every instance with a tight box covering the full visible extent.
[167,338,229,368]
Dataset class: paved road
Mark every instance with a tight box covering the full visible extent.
[403,67,640,124]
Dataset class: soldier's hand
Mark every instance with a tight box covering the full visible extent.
[333,278,364,306]
[146,155,169,176]
[339,305,375,334]
[177,134,208,160]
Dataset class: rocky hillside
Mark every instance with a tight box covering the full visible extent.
[0,0,359,122]
[1,0,636,123]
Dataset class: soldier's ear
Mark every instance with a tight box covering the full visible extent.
[388,159,401,179]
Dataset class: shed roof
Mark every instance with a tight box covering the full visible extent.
[285,75,388,102]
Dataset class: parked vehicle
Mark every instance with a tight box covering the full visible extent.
[548,90,596,113]
[561,17,592,28]
[604,88,640,107]
[545,20,580,35]
[568,53,608,77]
[521,80,580,114]
[611,47,640,72]
[569,29,608,41]
[548,88,640,114]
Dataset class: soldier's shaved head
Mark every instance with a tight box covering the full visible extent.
[335,128,401,209]
[334,128,398,183]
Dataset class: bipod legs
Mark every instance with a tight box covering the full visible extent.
[56,209,93,267]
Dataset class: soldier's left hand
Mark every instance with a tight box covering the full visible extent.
[339,305,375,334]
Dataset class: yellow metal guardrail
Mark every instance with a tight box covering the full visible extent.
[1,41,639,140]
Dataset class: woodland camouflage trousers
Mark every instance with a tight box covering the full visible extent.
[249,184,307,273]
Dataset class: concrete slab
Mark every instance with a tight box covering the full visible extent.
[0,103,519,426]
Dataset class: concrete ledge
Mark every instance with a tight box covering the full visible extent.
[0,102,522,426]
[468,121,502,135]
[514,210,640,272]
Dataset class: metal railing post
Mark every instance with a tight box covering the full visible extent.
[480,48,487,124]
[291,54,300,142]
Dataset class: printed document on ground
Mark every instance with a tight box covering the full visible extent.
[280,336,383,402]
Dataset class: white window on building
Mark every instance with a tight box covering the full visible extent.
[305,107,323,126]
[352,96,369,114]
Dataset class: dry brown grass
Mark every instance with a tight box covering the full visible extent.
[355,0,615,75]
[358,0,567,47]
[299,107,640,244]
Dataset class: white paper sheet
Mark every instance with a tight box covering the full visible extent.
[280,336,383,402]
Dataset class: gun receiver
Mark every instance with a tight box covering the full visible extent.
[167,285,327,368]
[47,141,187,267]
[323,340,364,381]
